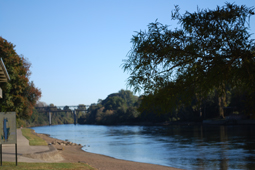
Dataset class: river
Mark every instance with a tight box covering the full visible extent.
[31,124,255,170]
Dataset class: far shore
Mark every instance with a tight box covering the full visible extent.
[28,118,255,128]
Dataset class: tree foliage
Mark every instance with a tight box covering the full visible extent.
[0,37,41,119]
[122,3,255,117]
[78,90,139,125]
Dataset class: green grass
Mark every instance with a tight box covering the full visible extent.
[8,129,96,169]
[0,162,96,170]
[21,128,48,146]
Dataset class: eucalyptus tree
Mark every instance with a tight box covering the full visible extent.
[122,3,255,118]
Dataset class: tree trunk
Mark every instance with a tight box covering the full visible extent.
[218,89,226,118]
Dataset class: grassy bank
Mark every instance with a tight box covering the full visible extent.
[1,162,95,170]
[21,128,48,146]
[16,128,96,170]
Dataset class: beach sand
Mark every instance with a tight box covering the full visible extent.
[32,130,183,170]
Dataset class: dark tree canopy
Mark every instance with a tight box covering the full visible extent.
[123,3,255,116]
[0,37,41,119]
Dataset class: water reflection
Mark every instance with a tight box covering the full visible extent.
[32,124,255,170]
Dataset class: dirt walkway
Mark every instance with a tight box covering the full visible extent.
[2,129,57,162]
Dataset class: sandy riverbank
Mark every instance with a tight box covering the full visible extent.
[31,130,183,170]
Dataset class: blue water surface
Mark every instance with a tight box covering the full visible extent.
[31,124,255,170]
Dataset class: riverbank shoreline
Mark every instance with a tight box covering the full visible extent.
[28,118,255,128]
[99,119,255,126]
[31,129,183,170]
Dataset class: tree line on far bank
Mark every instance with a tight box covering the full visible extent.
[78,90,139,125]
[23,84,255,127]
[77,87,253,126]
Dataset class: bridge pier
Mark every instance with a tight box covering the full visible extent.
[49,112,52,125]
[73,110,76,125]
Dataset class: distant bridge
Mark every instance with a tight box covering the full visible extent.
[35,105,90,125]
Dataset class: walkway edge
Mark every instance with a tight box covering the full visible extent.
[22,145,63,162]
[20,129,64,162]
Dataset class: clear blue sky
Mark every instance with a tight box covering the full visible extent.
[1,0,254,106]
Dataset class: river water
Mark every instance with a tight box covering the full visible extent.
[31,124,255,170]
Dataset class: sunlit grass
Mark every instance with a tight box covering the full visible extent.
[21,128,48,146]
[0,162,96,170]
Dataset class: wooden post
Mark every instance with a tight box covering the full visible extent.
[0,144,2,166]
[15,143,17,166]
